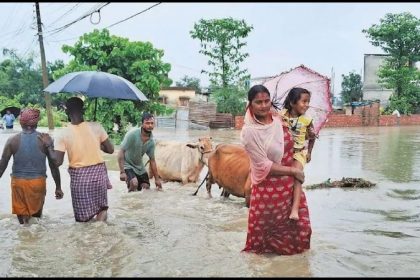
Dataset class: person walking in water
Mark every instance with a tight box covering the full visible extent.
[118,112,162,192]
[0,108,63,224]
[40,97,114,222]
[3,110,15,129]
[241,85,312,255]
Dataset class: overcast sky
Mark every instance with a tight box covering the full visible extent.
[0,2,419,95]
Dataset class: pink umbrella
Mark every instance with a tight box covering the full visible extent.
[263,65,332,135]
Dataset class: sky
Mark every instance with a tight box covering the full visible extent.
[0,2,419,96]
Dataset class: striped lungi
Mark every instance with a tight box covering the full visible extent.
[68,162,109,222]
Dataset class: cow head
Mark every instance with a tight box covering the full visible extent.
[186,137,213,165]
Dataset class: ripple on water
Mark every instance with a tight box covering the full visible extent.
[386,189,420,200]
[355,208,420,222]
[362,229,416,238]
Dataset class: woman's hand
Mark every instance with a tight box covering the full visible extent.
[293,168,305,184]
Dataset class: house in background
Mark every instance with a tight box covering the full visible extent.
[158,87,210,108]
[363,54,393,107]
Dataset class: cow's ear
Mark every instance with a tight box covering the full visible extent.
[186,143,199,149]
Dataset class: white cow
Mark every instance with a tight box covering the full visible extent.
[149,137,213,185]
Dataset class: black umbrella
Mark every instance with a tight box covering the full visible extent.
[1,106,21,118]
[43,71,148,120]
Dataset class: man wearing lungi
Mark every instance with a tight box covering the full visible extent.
[0,108,63,224]
[40,97,114,222]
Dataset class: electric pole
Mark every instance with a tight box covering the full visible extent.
[35,2,54,130]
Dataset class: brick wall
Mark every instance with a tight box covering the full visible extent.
[235,115,244,130]
[379,115,398,126]
[400,115,420,125]
[324,114,363,127]
[360,102,380,126]
[234,114,420,129]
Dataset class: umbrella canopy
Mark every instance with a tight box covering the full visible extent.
[43,71,148,101]
[1,106,21,118]
[263,65,332,135]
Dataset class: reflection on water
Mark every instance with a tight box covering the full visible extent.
[0,125,419,276]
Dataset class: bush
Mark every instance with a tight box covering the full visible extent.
[38,108,67,127]
[210,86,247,116]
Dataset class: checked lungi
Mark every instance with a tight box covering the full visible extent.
[68,162,109,222]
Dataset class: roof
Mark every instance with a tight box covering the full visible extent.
[160,86,196,91]
[364,54,390,57]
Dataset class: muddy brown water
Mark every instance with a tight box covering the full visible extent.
[0,125,419,277]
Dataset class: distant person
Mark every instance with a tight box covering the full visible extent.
[241,85,311,255]
[118,112,162,192]
[39,97,114,222]
[280,87,316,220]
[3,110,15,129]
[0,108,63,225]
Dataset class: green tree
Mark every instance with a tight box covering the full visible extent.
[55,29,173,141]
[175,75,202,93]
[47,59,65,83]
[190,18,253,88]
[363,12,420,113]
[210,86,247,116]
[340,72,363,103]
[0,48,44,106]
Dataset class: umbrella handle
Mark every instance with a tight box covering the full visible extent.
[93,98,97,121]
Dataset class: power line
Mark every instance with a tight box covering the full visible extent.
[105,3,162,29]
[45,3,110,36]
[45,3,81,29]
[46,35,81,43]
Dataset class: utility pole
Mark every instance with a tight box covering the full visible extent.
[35,2,54,130]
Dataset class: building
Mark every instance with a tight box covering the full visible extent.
[363,54,393,107]
[158,87,198,108]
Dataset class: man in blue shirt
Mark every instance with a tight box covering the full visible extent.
[3,110,15,129]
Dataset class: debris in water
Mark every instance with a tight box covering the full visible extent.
[304,177,376,190]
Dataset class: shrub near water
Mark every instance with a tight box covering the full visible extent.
[38,108,67,128]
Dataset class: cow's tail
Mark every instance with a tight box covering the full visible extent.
[192,171,209,196]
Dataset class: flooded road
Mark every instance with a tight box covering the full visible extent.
[0,125,419,277]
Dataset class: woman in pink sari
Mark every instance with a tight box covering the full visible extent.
[241,85,312,255]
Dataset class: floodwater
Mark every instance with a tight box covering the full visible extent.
[0,125,419,277]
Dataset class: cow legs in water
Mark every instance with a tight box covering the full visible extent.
[206,173,214,198]
[220,189,230,198]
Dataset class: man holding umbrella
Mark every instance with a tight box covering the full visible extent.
[40,97,114,222]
